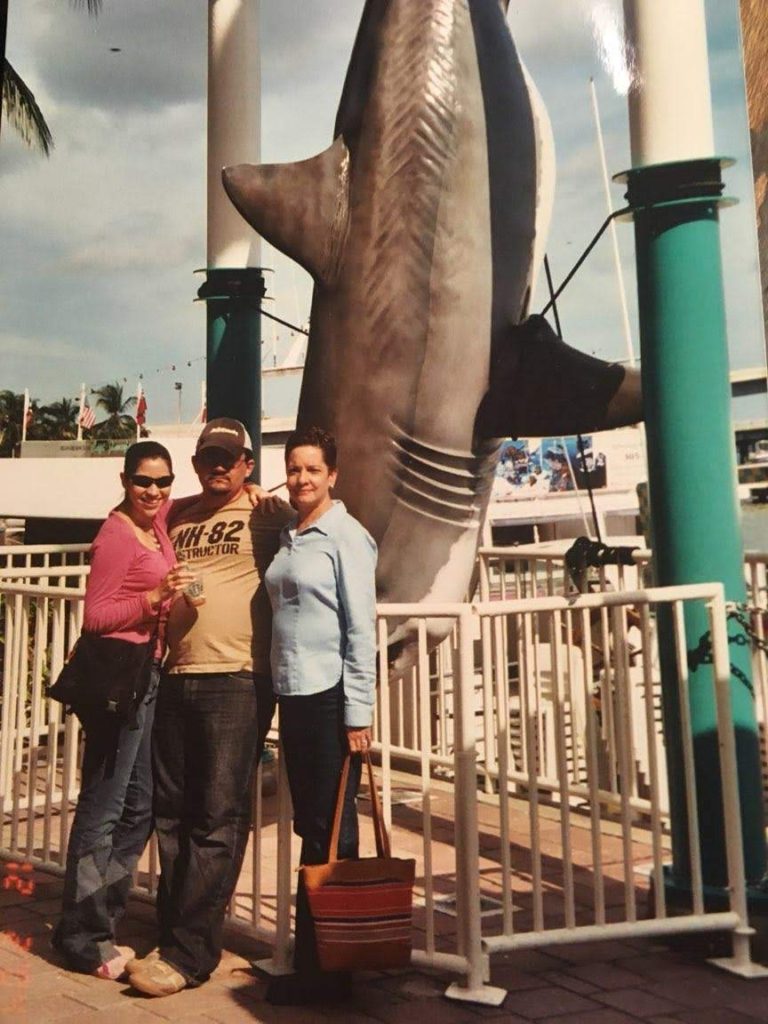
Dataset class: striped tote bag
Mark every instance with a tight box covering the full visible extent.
[302,753,415,971]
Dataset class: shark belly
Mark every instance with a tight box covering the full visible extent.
[297,2,536,670]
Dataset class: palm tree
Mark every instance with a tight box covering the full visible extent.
[0,388,42,455]
[39,396,79,439]
[1,0,102,155]
[2,58,53,155]
[91,381,136,439]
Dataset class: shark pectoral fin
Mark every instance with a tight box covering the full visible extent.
[222,135,350,285]
[475,314,644,439]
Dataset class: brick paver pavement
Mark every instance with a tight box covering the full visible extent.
[3,867,768,1024]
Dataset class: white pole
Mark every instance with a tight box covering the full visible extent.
[208,0,261,269]
[21,388,29,444]
[590,78,636,367]
[76,383,85,442]
[623,0,715,167]
[136,379,143,441]
[444,610,505,1006]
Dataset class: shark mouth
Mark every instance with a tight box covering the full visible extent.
[388,423,499,527]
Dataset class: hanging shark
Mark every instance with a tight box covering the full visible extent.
[223,0,641,676]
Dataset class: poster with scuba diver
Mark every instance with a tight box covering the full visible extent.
[492,427,649,502]
[494,434,612,500]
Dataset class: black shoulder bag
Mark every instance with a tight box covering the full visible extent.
[47,627,158,726]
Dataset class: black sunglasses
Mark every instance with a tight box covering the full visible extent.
[195,449,245,468]
[130,473,175,489]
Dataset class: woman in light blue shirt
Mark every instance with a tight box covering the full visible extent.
[264,426,377,1006]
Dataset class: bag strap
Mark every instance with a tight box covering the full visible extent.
[328,756,350,864]
[328,752,392,862]
[364,751,391,859]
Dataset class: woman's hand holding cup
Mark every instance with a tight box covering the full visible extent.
[148,563,196,608]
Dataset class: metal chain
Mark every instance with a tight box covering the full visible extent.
[687,602,767,691]
[726,601,768,656]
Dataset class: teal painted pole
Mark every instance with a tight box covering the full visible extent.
[198,267,265,482]
[621,158,765,888]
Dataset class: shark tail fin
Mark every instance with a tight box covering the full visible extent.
[222,136,351,286]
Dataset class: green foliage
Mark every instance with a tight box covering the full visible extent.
[90,381,137,439]
[1,59,53,155]
[1,1,103,155]
[0,389,39,456]
[0,384,142,449]
[38,397,79,439]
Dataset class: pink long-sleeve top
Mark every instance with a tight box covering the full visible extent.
[83,500,176,655]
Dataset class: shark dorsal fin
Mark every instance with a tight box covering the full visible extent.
[222,136,350,286]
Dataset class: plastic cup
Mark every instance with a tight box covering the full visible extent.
[177,555,206,607]
[184,572,206,607]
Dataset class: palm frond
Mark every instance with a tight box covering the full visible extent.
[2,59,52,155]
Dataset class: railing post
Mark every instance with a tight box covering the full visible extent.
[0,591,17,841]
[444,610,505,1007]
[254,737,294,976]
[479,554,497,791]
[707,589,768,978]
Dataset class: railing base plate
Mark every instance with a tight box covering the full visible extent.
[444,981,507,1006]
[252,957,294,977]
[707,957,768,978]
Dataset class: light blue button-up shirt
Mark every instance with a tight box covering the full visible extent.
[264,500,378,727]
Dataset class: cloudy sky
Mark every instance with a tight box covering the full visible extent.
[1,0,766,425]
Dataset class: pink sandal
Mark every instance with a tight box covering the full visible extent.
[93,945,135,981]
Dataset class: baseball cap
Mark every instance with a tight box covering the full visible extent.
[195,418,253,457]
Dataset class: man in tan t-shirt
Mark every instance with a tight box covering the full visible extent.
[129,418,291,998]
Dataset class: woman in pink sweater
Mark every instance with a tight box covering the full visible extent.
[53,441,191,980]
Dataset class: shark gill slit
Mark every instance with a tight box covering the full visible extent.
[390,425,498,526]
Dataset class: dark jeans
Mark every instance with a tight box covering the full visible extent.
[54,667,159,973]
[279,681,361,975]
[152,671,276,984]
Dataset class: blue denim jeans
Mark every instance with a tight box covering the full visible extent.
[279,681,361,975]
[54,667,159,973]
[152,671,276,984]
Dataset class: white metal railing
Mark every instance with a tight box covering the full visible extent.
[474,587,747,964]
[1,558,766,998]
[0,582,85,866]
[477,542,652,600]
[0,543,90,574]
[369,588,760,985]
[478,546,768,804]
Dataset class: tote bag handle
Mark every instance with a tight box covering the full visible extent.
[328,752,391,862]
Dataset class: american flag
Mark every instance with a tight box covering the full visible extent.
[79,401,96,430]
